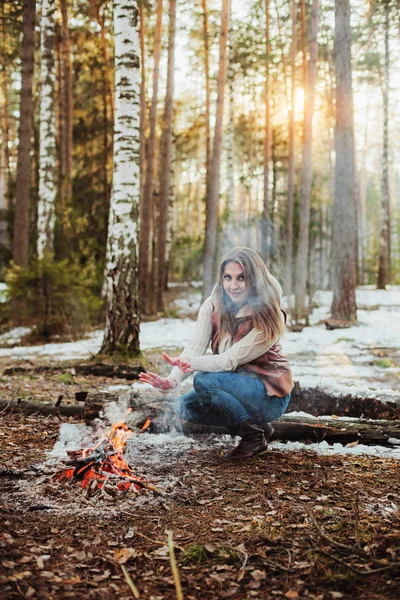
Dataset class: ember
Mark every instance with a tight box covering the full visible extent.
[54,413,161,495]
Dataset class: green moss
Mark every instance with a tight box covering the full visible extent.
[56,372,75,385]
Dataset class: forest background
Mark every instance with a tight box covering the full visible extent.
[0,0,399,358]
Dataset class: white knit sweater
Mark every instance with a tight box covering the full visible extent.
[167,278,283,386]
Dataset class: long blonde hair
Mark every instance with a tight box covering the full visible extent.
[214,247,285,345]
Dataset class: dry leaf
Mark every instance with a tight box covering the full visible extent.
[2,560,15,569]
[62,576,81,584]
[329,593,344,599]
[346,441,359,448]
[36,556,44,569]
[285,590,299,599]
[251,569,266,581]
[113,547,137,564]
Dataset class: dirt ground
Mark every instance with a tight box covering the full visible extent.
[1,410,399,600]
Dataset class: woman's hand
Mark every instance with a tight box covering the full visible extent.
[138,371,177,390]
[162,352,193,373]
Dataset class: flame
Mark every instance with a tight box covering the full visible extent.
[54,412,153,494]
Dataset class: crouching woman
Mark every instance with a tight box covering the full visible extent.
[139,247,293,459]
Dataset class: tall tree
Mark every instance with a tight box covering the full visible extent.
[377,0,391,289]
[225,1,235,217]
[139,0,163,310]
[13,0,36,267]
[37,0,57,259]
[139,0,146,202]
[100,0,141,357]
[262,0,271,263]
[156,0,176,312]
[330,0,357,321]
[201,0,211,192]
[202,0,229,299]
[60,0,73,210]
[285,0,297,293]
[0,0,10,208]
[294,0,319,321]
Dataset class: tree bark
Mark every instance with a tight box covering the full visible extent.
[202,0,229,300]
[294,0,319,321]
[37,0,57,259]
[139,0,163,312]
[225,5,234,220]
[377,1,391,289]
[156,0,176,312]
[13,0,36,267]
[100,0,141,358]
[262,0,271,263]
[201,0,211,193]
[285,0,297,294]
[0,0,10,208]
[139,2,146,204]
[330,0,357,321]
[60,0,73,212]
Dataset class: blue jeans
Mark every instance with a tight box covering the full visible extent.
[176,371,290,430]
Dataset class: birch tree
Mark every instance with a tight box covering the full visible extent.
[60,0,73,210]
[13,0,36,267]
[37,0,57,259]
[202,0,229,300]
[100,0,141,357]
[330,0,357,321]
[294,0,319,321]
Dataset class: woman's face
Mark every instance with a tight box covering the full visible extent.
[222,261,249,304]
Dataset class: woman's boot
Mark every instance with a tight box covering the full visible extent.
[225,421,269,459]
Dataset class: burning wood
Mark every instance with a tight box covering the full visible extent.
[54,413,162,495]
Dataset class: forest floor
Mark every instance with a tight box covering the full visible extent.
[1,411,400,600]
[1,285,400,598]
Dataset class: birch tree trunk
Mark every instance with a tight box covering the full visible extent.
[100,0,141,358]
[262,0,271,263]
[202,0,229,300]
[13,0,36,267]
[330,0,357,321]
[377,1,391,289]
[139,0,163,311]
[156,0,176,313]
[294,0,319,321]
[37,0,57,259]
[60,0,73,211]
[285,0,297,294]
[201,0,211,193]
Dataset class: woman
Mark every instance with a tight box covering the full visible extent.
[139,247,293,459]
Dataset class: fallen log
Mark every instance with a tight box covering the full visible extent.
[2,389,400,447]
[3,363,144,380]
[0,398,84,417]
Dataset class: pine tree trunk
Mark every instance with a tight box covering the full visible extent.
[139,0,163,311]
[285,0,297,294]
[377,1,391,289]
[225,5,234,219]
[294,0,319,321]
[37,0,57,259]
[13,0,36,267]
[262,0,271,263]
[156,0,176,313]
[330,0,357,321]
[139,2,146,203]
[201,0,211,193]
[60,0,72,211]
[1,0,10,207]
[100,0,141,358]
[202,0,229,300]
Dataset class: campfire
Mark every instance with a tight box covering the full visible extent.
[54,412,162,495]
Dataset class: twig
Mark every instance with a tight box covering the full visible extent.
[310,542,392,576]
[0,386,21,414]
[354,490,360,546]
[121,564,140,599]
[168,531,184,600]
